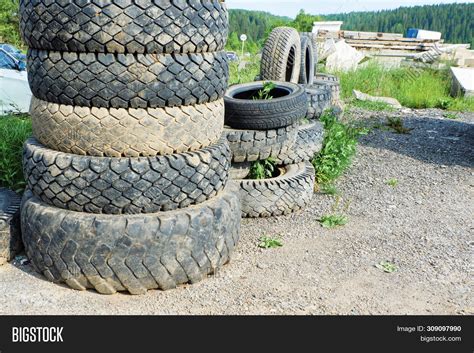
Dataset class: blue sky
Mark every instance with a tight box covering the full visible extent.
[226,0,469,17]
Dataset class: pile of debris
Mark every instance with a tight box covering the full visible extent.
[305,21,473,98]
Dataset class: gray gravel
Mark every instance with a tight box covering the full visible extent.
[0,107,472,315]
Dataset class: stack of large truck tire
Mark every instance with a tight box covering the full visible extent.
[225,27,326,218]
[19,0,240,295]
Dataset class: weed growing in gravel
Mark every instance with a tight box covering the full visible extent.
[319,214,348,228]
[444,112,459,120]
[386,179,399,187]
[386,117,413,134]
[321,184,339,196]
[375,261,397,273]
[248,158,277,180]
[313,111,367,185]
[0,114,32,191]
[258,236,283,249]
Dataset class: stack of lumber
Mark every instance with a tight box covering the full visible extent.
[316,30,443,51]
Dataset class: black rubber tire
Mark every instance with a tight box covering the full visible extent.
[275,122,324,165]
[224,81,307,130]
[260,27,301,83]
[20,185,241,295]
[30,97,225,157]
[20,0,228,54]
[223,123,298,163]
[310,80,341,104]
[27,49,228,109]
[298,36,315,85]
[235,162,315,218]
[300,32,318,68]
[304,85,332,120]
[0,188,22,265]
[314,73,339,83]
[23,138,230,214]
[229,162,251,180]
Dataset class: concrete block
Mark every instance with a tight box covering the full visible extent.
[450,67,474,98]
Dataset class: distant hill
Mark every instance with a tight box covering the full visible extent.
[228,3,474,52]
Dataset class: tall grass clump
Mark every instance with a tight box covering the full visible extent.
[335,63,474,112]
[312,111,366,185]
[0,114,32,191]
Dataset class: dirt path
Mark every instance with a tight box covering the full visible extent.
[0,108,472,315]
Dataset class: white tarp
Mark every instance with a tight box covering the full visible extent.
[325,40,365,72]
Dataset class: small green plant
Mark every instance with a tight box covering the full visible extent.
[248,157,277,180]
[321,184,339,196]
[444,112,459,120]
[254,81,276,100]
[386,116,413,134]
[258,236,283,249]
[386,178,399,187]
[375,261,397,273]
[312,110,366,185]
[319,214,348,228]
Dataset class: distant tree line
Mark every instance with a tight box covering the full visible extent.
[325,3,473,47]
[228,3,473,53]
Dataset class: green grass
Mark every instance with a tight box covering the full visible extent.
[258,236,283,249]
[319,214,348,228]
[320,184,339,196]
[444,112,460,120]
[335,63,474,112]
[312,111,367,185]
[229,56,260,85]
[0,114,32,191]
[348,99,395,112]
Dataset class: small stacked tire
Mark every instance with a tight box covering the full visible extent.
[260,27,302,83]
[300,32,318,69]
[224,81,307,130]
[236,163,315,218]
[20,1,239,295]
[299,36,315,85]
[223,80,316,218]
[311,79,341,105]
[304,85,332,120]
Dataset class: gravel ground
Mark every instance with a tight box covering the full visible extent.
[0,108,472,315]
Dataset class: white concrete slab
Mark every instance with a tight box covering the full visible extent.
[450,67,474,98]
